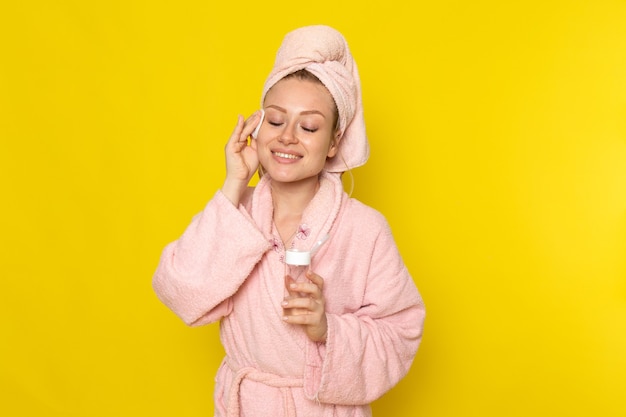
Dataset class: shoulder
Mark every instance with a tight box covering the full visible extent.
[334,196,405,269]
[340,196,391,235]
[344,196,384,218]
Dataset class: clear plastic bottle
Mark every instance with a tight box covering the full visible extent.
[284,249,311,284]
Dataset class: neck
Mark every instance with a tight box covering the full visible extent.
[271,175,320,220]
[271,175,321,244]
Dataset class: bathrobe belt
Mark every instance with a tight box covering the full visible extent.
[227,359,304,417]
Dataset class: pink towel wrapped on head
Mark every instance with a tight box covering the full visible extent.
[261,25,369,173]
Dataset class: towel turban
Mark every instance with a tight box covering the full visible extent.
[261,25,369,173]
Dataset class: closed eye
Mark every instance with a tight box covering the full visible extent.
[302,126,318,133]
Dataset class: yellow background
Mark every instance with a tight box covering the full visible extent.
[2,1,625,416]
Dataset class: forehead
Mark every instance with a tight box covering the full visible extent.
[264,78,335,115]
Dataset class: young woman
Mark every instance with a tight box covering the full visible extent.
[153,25,425,417]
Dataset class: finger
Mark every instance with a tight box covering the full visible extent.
[248,134,258,151]
[283,313,318,325]
[284,275,299,298]
[226,115,245,148]
[287,283,318,301]
[282,297,319,311]
[287,283,321,301]
[240,111,262,141]
[305,270,324,290]
[288,274,323,298]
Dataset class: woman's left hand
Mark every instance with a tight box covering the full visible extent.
[282,270,327,343]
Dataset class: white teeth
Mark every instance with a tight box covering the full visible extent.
[273,151,300,159]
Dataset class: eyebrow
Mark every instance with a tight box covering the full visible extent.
[265,104,327,118]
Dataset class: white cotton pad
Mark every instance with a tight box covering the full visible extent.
[251,109,265,139]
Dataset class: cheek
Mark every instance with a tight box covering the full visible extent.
[254,135,270,151]
[254,140,269,164]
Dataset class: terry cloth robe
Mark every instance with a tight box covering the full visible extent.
[153,171,425,417]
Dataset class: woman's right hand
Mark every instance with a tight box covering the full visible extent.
[221,111,263,205]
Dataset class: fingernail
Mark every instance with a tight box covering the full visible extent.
[290,283,297,289]
[281,301,288,306]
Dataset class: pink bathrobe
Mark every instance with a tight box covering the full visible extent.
[153,171,425,417]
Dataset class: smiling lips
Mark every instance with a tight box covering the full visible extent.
[272,151,302,160]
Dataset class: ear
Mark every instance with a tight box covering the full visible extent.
[326,130,342,158]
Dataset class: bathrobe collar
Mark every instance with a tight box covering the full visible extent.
[249,171,344,256]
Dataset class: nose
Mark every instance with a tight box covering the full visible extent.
[278,122,298,145]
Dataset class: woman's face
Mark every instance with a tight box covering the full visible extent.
[256,77,339,185]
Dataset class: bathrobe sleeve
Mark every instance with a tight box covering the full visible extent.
[152,190,272,326]
[303,207,425,405]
